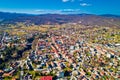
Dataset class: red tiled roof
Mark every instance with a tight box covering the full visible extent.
[0,70,3,73]
[40,76,53,80]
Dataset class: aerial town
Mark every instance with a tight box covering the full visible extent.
[0,0,120,80]
[0,23,120,80]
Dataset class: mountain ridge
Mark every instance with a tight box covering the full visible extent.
[0,11,120,27]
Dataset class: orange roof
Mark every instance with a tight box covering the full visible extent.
[12,78,16,80]
[0,70,3,73]
[3,73,10,77]
[40,76,53,80]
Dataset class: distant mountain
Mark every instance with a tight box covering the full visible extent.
[101,14,120,18]
[0,12,120,27]
[0,12,33,20]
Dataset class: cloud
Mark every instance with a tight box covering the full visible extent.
[60,9,81,12]
[62,0,75,2]
[62,0,69,2]
[34,9,82,14]
[80,3,91,6]
[35,10,46,12]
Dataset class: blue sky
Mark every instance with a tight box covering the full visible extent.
[0,0,120,15]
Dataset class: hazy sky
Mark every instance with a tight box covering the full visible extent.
[0,0,120,15]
